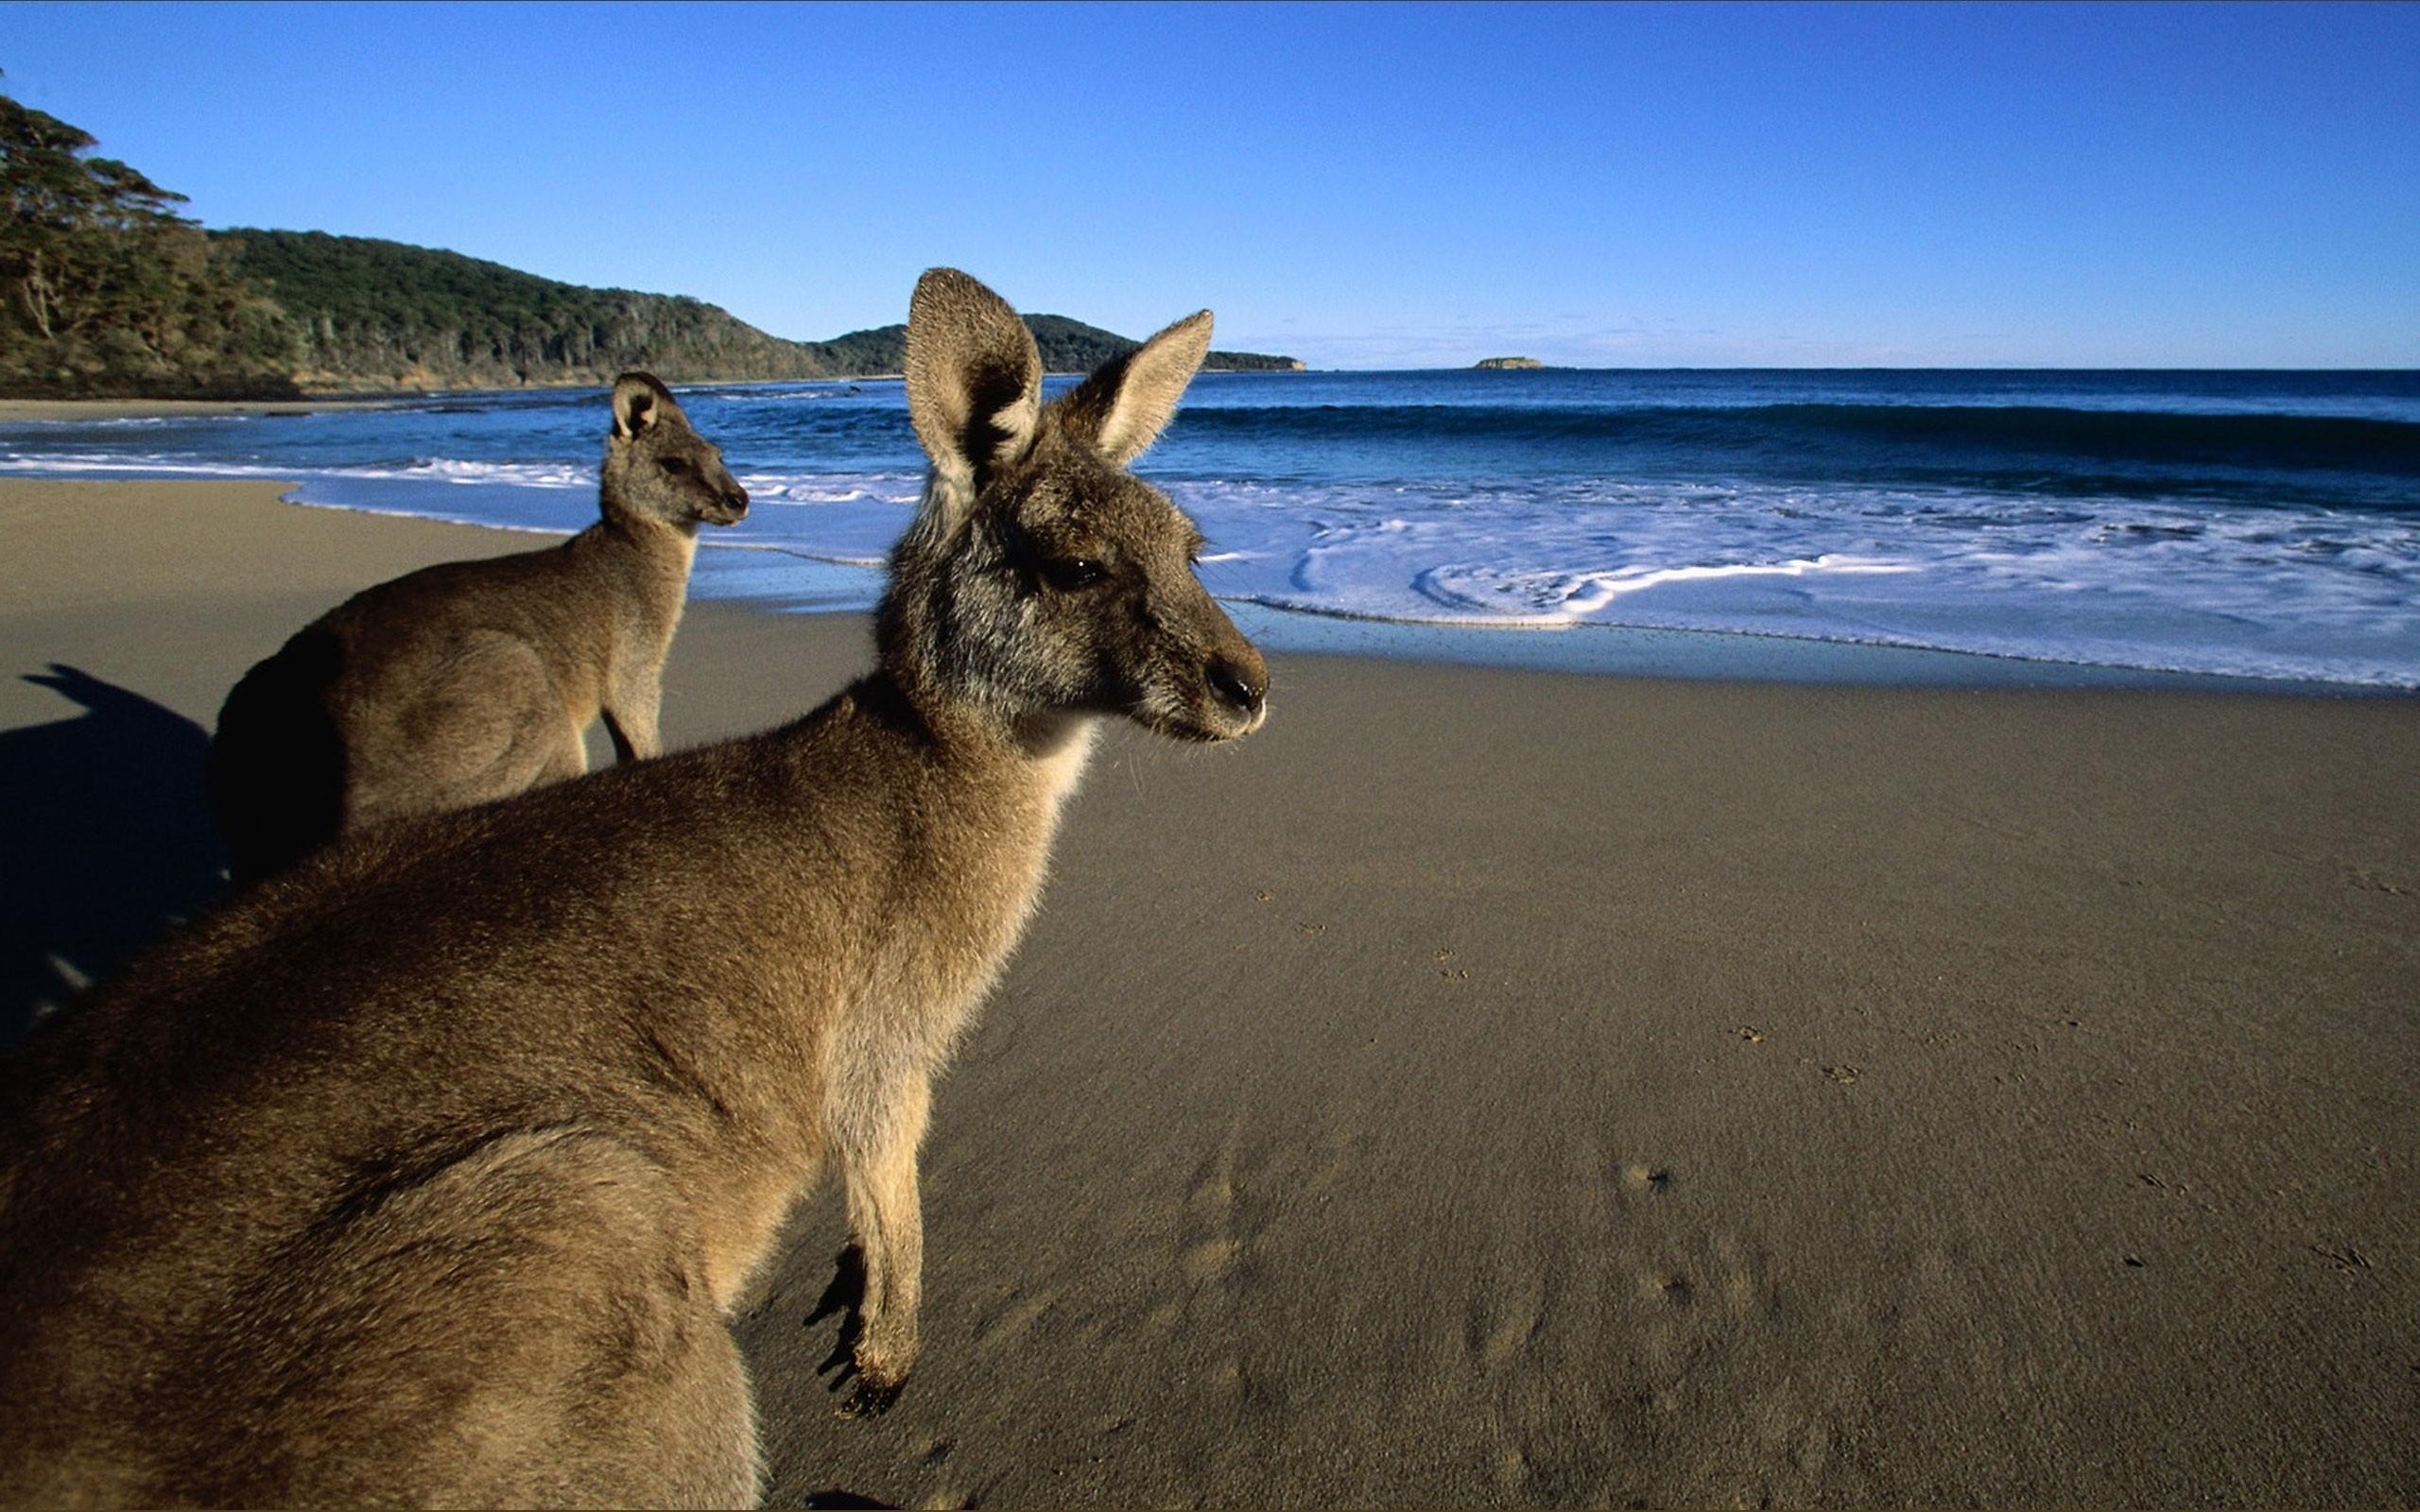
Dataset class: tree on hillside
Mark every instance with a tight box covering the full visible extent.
[0,74,294,396]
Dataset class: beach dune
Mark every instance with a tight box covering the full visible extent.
[2,477,2413,1505]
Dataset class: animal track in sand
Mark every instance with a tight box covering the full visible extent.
[1298,1125,1363,1205]
[1181,1233,1239,1284]
[1140,1297,1185,1340]
[2347,867,2411,897]
[1618,1162,1676,1195]
[1787,1419,1836,1475]
[1179,1139,1246,1290]
[1493,1446,1531,1491]
[973,1287,1058,1348]
[1631,1234,1783,1378]
[1464,1276,1547,1370]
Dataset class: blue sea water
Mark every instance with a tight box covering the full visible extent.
[6,369,2417,689]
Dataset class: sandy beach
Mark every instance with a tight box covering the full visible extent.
[2,474,2413,1506]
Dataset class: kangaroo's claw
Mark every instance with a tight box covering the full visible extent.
[838,1376,906,1419]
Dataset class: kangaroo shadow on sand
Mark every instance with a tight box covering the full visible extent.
[0,665,226,1049]
[793,1245,901,1508]
[805,1243,911,1420]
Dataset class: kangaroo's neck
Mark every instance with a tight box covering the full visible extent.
[847,665,1103,822]
[1006,706,1102,815]
[580,504,698,619]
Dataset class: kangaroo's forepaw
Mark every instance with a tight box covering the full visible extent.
[852,1324,915,1387]
[838,1374,907,1419]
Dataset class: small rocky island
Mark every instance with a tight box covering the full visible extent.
[1474,356,1545,369]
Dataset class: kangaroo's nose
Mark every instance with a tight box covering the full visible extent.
[1207,655,1265,715]
[723,486,749,518]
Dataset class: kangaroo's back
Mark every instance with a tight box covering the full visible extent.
[1,269,1267,1506]
[7,704,904,1506]
[204,373,749,885]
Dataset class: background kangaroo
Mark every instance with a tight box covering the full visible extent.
[0,269,1266,1507]
[203,372,748,884]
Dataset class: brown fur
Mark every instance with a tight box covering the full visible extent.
[204,373,748,885]
[0,271,1265,1507]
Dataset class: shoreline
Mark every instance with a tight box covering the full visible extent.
[0,396,418,421]
[0,368,1302,423]
[1216,599,2401,696]
[5,476,2418,1504]
[5,455,2390,696]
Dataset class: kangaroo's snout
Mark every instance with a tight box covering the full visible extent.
[711,482,749,524]
[1207,651,1266,718]
[1181,627,1269,740]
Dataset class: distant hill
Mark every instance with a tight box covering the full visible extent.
[210,231,830,390]
[0,80,1301,400]
[807,310,1305,378]
[211,230,1302,392]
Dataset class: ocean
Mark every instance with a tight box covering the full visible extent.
[6,369,2416,690]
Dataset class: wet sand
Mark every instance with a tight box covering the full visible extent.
[3,476,2414,1505]
[0,397,405,421]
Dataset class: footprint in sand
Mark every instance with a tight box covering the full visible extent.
[1463,1274,1547,1370]
[1618,1161,1676,1196]
[1138,1129,1300,1343]
[1603,1157,1679,1214]
[972,1286,1058,1349]
[1179,1141,1245,1288]
[1632,1233,1781,1376]
[1493,1445,1531,1492]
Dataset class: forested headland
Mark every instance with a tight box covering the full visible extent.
[0,83,1301,399]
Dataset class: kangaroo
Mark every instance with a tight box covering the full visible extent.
[204,372,748,885]
[0,269,1266,1508]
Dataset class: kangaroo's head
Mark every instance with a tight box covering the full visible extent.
[880,268,1267,744]
[600,372,749,528]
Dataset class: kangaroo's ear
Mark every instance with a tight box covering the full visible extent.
[1056,309,1213,466]
[906,269,1044,498]
[611,372,674,440]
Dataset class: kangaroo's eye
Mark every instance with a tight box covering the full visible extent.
[660,456,690,475]
[1042,557,1107,591]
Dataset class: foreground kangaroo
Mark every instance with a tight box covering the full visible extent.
[204,371,748,884]
[0,269,1265,1507]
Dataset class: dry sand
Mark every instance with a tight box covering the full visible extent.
[2,476,2414,1506]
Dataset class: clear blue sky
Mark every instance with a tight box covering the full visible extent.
[7,2,2415,367]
